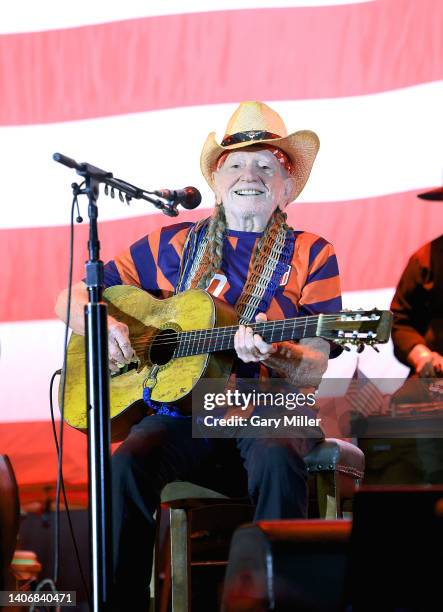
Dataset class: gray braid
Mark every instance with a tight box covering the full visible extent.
[194,205,287,289]
[255,207,288,261]
[195,203,227,289]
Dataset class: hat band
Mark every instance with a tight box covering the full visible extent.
[221,130,281,147]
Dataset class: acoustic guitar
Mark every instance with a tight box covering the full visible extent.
[60,285,392,441]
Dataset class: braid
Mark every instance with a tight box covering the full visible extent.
[189,205,288,293]
[254,207,288,263]
[190,203,227,289]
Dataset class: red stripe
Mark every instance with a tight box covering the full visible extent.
[1,191,441,322]
[1,421,88,507]
[0,421,120,507]
[1,0,442,125]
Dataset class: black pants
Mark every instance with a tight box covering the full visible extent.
[111,413,317,610]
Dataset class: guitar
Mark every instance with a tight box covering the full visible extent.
[60,285,392,441]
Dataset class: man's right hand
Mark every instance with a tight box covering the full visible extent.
[408,344,443,377]
[108,319,136,373]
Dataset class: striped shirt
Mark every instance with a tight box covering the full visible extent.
[103,220,342,380]
[103,220,342,319]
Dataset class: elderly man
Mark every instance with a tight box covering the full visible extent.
[56,101,341,610]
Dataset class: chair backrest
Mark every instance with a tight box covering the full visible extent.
[0,455,20,590]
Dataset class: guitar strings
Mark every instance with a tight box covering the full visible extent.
[127,318,332,351]
[126,313,379,353]
[128,315,377,347]
[127,313,376,344]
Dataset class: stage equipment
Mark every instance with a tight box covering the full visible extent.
[53,153,201,216]
[348,486,443,609]
[222,520,351,612]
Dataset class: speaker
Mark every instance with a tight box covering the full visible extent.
[347,486,443,610]
[222,519,351,612]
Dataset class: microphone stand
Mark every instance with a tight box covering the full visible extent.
[83,171,112,612]
[53,153,184,611]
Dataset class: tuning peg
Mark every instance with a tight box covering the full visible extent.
[357,342,365,353]
[104,184,109,196]
[125,195,132,205]
[371,344,380,352]
[111,187,115,198]
[119,191,124,202]
[342,345,351,351]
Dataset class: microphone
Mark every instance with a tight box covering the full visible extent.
[153,186,201,209]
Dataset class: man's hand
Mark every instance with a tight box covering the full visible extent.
[266,337,330,388]
[234,313,330,387]
[408,344,443,377]
[234,313,277,363]
[108,318,136,373]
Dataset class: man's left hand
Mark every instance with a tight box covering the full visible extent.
[234,312,277,363]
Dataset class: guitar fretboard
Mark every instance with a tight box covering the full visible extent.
[174,317,320,358]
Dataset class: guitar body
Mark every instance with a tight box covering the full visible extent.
[61,287,237,441]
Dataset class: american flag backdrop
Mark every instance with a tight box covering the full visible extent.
[1,0,442,504]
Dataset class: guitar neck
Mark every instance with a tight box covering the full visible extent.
[175,316,320,358]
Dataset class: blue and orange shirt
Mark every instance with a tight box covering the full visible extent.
[103,220,342,319]
[103,220,342,380]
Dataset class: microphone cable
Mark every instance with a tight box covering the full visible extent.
[32,187,90,609]
[49,369,90,606]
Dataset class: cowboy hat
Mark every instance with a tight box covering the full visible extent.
[200,101,320,200]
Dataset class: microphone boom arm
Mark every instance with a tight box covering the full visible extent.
[53,152,180,216]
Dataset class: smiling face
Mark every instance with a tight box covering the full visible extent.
[212,148,296,231]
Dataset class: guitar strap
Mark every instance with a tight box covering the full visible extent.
[175,217,295,324]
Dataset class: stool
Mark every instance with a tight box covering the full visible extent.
[155,438,364,611]
[305,438,365,519]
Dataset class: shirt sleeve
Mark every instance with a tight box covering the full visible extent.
[103,222,193,294]
[103,238,151,290]
[298,240,342,315]
[299,238,343,357]
[390,252,429,366]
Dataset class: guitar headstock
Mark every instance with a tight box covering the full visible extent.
[317,309,393,352]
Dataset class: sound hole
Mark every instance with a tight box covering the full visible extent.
[149,328,178,365]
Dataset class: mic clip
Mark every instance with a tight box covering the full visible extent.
[160,200,180,217]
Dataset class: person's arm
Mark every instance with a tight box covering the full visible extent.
[390,250,437,373]
[407,344,443,377]
[54,280,89,335]
[234,314,329,387]
[55,280,135,372]
[264,337,330,387]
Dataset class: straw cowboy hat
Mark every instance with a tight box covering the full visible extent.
[200,101,320,200]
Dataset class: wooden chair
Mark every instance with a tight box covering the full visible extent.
[154,438,364,611]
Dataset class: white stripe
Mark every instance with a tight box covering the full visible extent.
[1,81,442,230]
[0,0,374,35]
[0,319,66,423]
[0,286,408,423]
